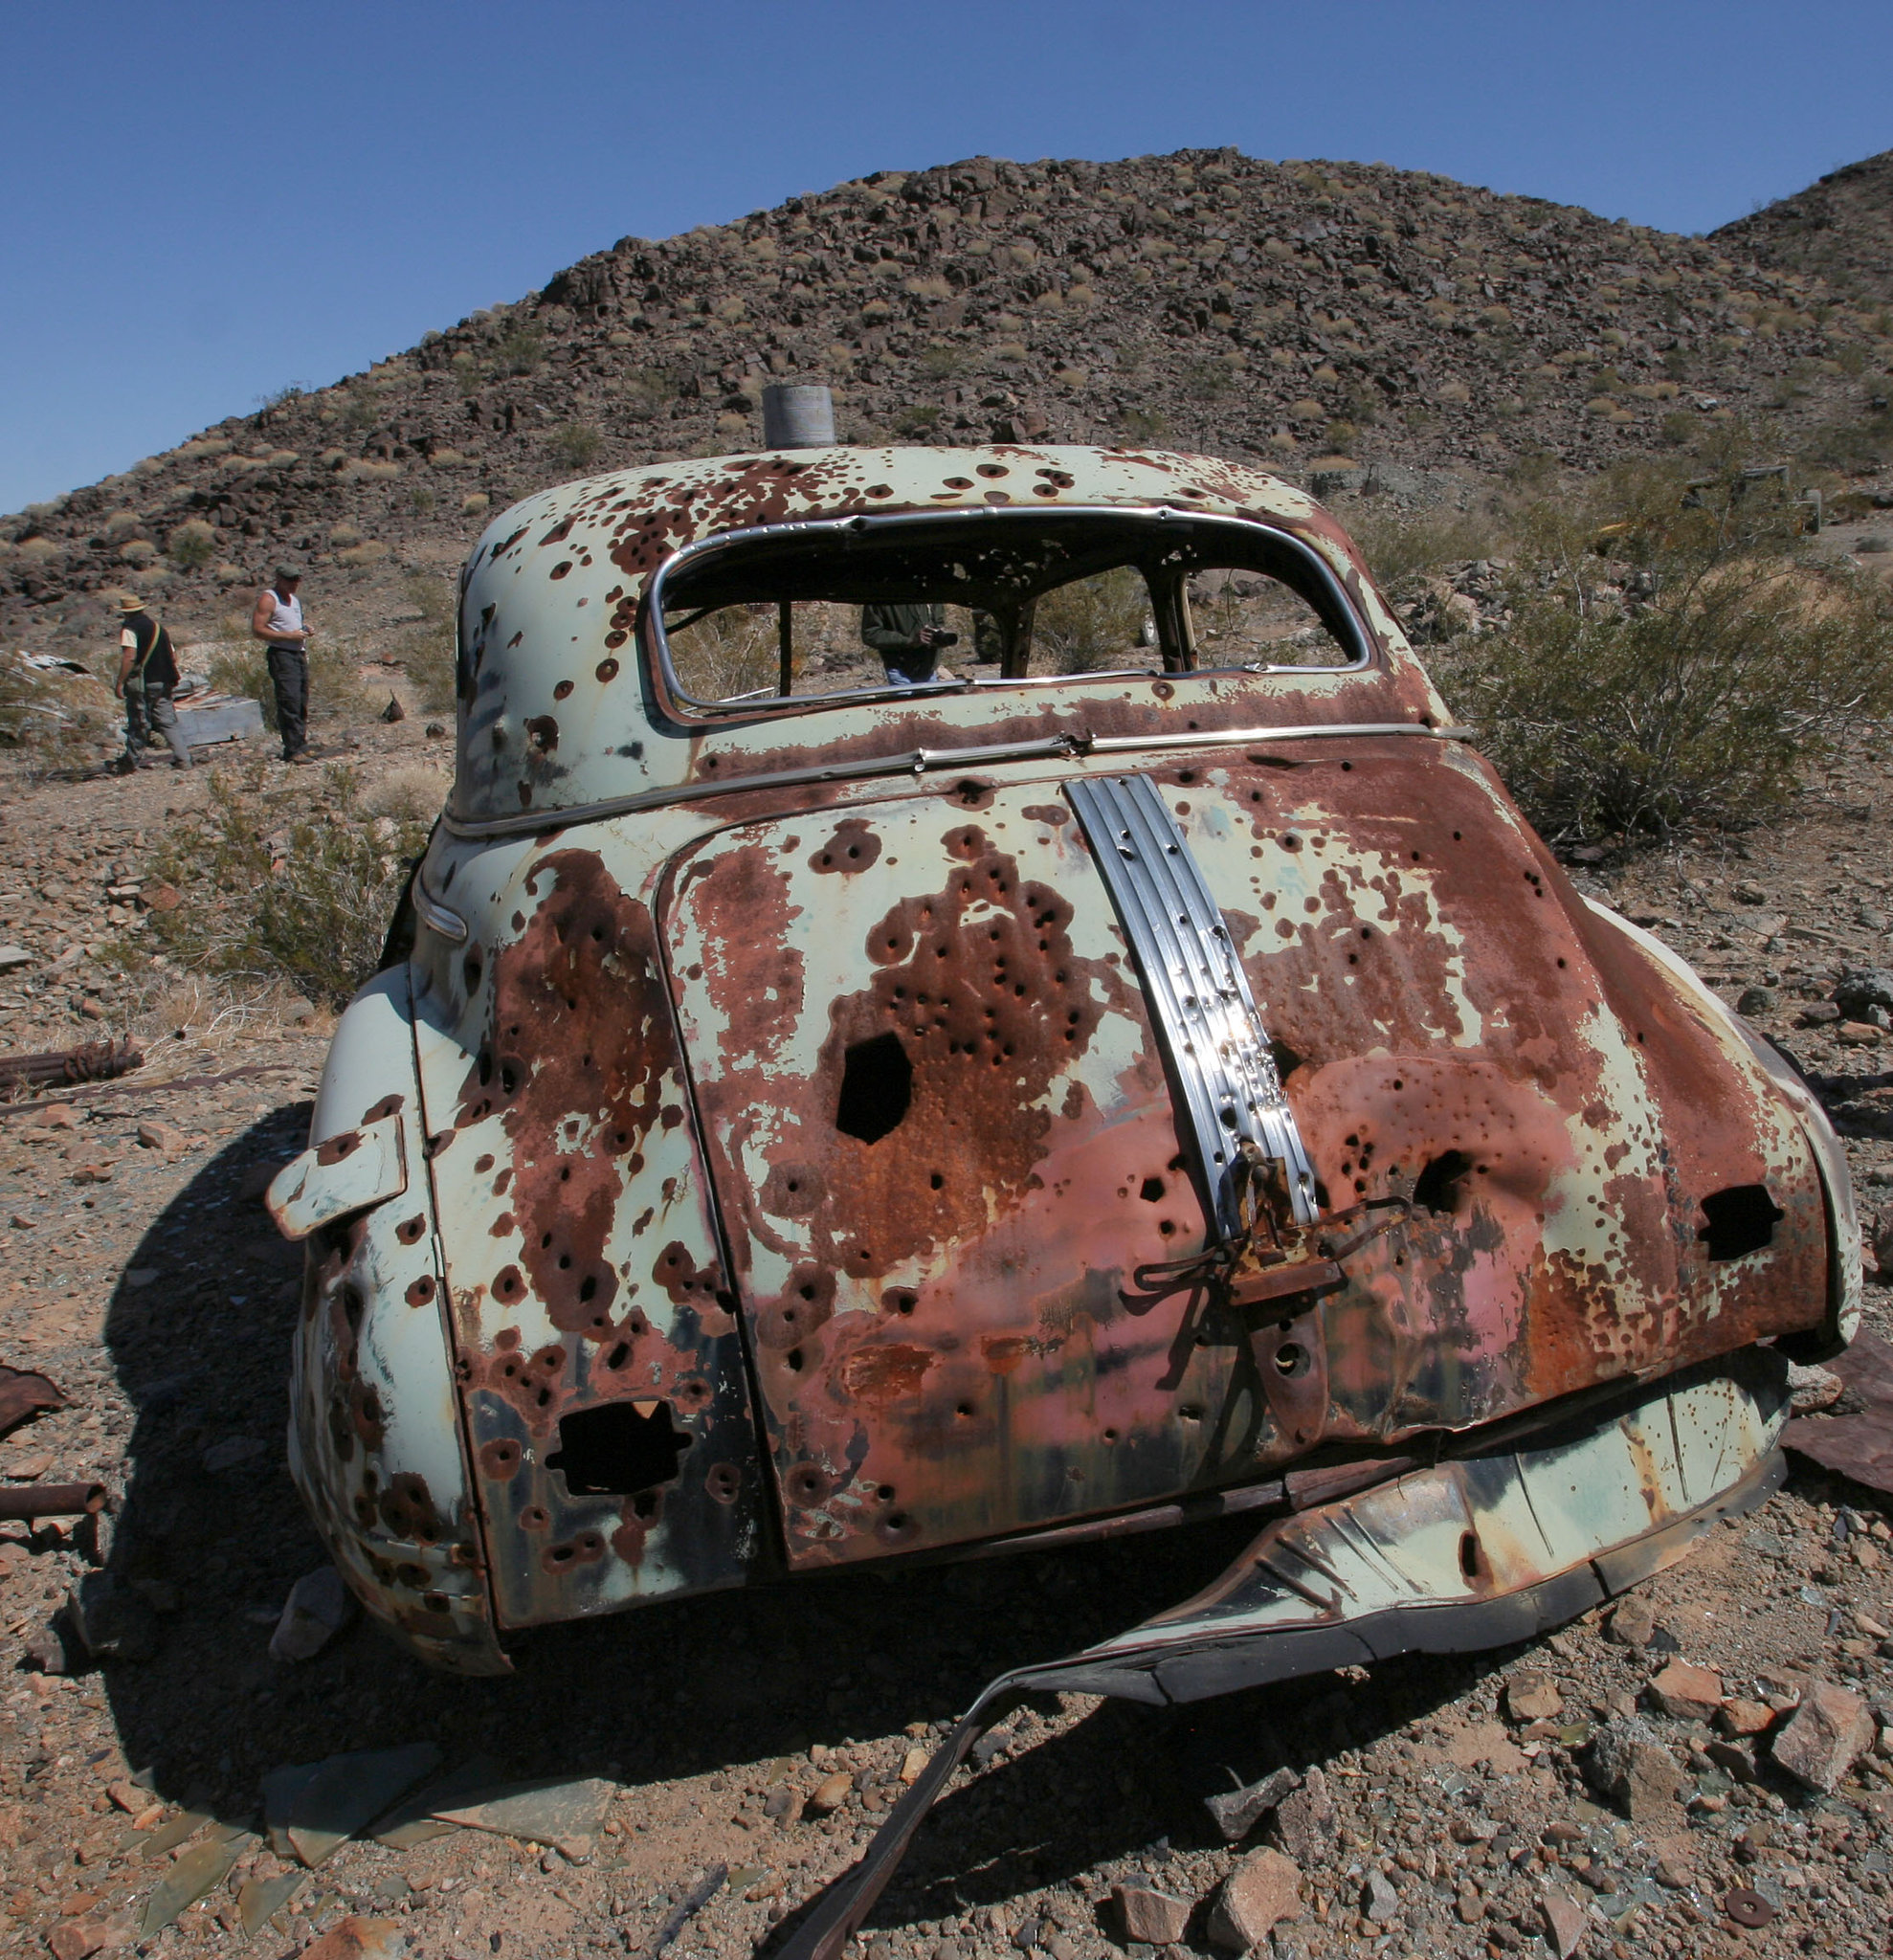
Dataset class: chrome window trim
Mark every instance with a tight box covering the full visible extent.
[645,504,1374,715]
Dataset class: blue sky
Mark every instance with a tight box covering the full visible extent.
[4,0,1890,513]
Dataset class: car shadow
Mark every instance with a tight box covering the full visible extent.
[97,1112,1493,1914]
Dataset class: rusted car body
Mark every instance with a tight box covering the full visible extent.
[269,443,1860,1738]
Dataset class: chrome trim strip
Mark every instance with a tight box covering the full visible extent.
[413,876,469,945]
[439,721,1459,843]
[1067,772,1319,1232]
[648,502,1372,713]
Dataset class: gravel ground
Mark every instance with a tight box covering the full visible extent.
[0,717,1888,1960]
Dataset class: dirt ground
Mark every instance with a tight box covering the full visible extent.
[0,696,1889,1960]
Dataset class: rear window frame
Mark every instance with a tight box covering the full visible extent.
[641,504,1376,717]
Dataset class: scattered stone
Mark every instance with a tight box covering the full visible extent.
[1705,1739,1760,1783]
[141,1835,245,1937]
[1871,1203,1893,1281]
[23,1616,78,1675]
[1719,1698,1775,1737]
[424,722,448,739]
[1115,1885,1192,1946]
[1834,966,1893,1018]
[270,1566,358,1662]
[1787,1362,1845,1414]
[805,1771,853,1816]
[1770,1679,1875,1792]
[1734,984,1774,1014]
[1204,1765,1300,1842]
[1361,1870,1399,1923]
[238,1868,310,1933]
[1585,1716,1684,1820]
[1208,1849,1301,1951]
[1797,1001,1844,1027]
[1605,1597,1658,1648]
[66,1571,159,1664]
[134,1121,184,1152]
[298,1916,406,1960]
[1268,1765,1334,1863]
[35,1102,80,1130]
[1731,881,1770,905]
[1540,1887,1587,1959]
[1504,1672,1565,1723]
[201,1435,267,1472]
[0,946,33,972]
[1837,1020,1885,1044]
[1647,1659,1725,1719]
[380,696,406,724]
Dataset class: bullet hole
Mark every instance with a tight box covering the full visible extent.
[1273,1342,1310,1379]
[1700,1185,1784,1261]
[1459,1529,1481,1581]
[1414,1149,1475,1216]
[835,1031,912,1144]
[546,1398,692,1497]
[705,1460,741,1504]
[1140,1175,1166,1202]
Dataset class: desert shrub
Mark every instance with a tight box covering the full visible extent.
[118,539,157,568]
[142,764,428,1006]
[366,763,452,822]
[549,422,603,471]
[167,519,216,568]
[895,404,943,436]
[1034,568,1150,675]
[1119,406,1169,444]
[919,345,968,380]
[620,368,676,421]
[668,606,777,701]
[395,575,458,717]
[336,541,390,568]
[1431,457,1893,838]
[496,325,545,375]
[461,492,490,517]
[1350,505,1503,595]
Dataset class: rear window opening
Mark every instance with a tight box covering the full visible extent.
[647,506,1370,710]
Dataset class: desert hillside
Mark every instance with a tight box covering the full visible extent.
[8,145,1893,647]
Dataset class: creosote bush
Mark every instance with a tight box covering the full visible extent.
[1427,450,1893,838]
[141,762,428,1006]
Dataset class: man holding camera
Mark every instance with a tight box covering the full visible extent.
[860,602,955,686]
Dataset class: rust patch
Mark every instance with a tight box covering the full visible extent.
[809,818,883,876]
[839,1342,934,1403]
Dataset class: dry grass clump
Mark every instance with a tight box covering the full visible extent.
[393,575,458,717]
[1350,504,1503,595]
[137,761,428,1006]
[366,763,451,823]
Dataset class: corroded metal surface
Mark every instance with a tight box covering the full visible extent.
[278,441,1860,1668]
[776,1348,1793,1960]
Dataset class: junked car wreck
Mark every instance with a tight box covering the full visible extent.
[269,434,1860,1949]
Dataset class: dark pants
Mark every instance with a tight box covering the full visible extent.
[122,680,190,768]
[267,643,309,758]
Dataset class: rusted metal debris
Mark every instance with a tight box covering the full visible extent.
[0,1036,143,1099]
[0,1363,64,1436]
[267,439,1860,1748]
[1781,1329,1893,1494]
[0,1481,105,1521]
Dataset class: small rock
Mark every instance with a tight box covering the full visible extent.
[297,1915,406,1960]
[1504,1672,1565,1724]
[425,722,448,739]
[1787,1362,1844,1414]
[380,696,406,724]
[804,1771,853,1815]
[1115,1884,1192,1946]
[1540,1888,1587,1959]
[1735,985,1775,1015]
[0,946,34,973]
[66,1571,159,1664]
[76,997,106,1021]
[46,1922,110,1960]
[135,1122,185,1153]
[1834,966,1893,1018]
[1361,1871,1399,1923]
[1871,1204,1893,1281]
[1204,1765,1300,1842]
[1837,1020,1886,1044]
[23,1616,78,1675]
[1268,1765,1333,1863]
[1208,1849,1301,1951]
[1456,1883,1485,1925]
[1586,1715,1683,1820]
[35,1103,80,1130]
[1770,1680,1875,1793]
[270,1566,358,1662]
[1731,881,1769,905]
[282,996,317,1025]
[1705,1739,1760,1784]
[1648,1659,1725,1719]
[69,1162,114,1184]
[1605,1597,1657,1648]
[202,1436,267,1473]
[1797,1001,1843,1027]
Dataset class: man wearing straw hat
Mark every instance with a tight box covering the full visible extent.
[111,591,191,773]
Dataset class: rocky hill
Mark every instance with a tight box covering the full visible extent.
[1713,148,1893,308]
[8,145,1893,645]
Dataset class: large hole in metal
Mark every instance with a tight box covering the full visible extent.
[546,1399,692,1497]
[835,1031,913,1145]
[1700,1185,1784,1261]
[1414,1149,1475,1216]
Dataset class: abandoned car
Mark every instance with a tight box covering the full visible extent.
[269,439,1859,1931]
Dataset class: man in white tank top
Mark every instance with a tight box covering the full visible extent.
[251,566,316,764]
